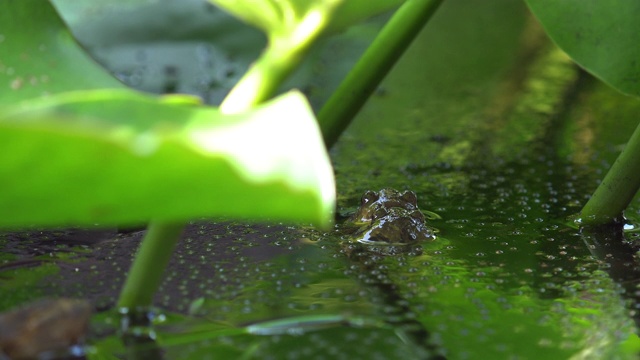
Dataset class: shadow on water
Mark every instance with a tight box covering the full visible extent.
[343,253,447,359]
[579,221,640,327]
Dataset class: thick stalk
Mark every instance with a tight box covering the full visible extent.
[579,121,640,225]
[117,222,185,308]
[318,0,443,149]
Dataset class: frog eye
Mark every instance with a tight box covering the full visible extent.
[361,190,379,205]
[401,191,418,205]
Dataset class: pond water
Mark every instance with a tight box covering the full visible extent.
[3,0,640,358]
[2,82,640,358]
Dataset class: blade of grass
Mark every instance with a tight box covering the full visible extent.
[318,0,444,149]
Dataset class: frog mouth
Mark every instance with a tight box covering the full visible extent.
[356,238,413,246]
[355,228,415,246]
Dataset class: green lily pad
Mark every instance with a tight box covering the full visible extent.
[0,90,334,228]
[525,0,640,96]
[0,0,335,229]
[0,0,124,105]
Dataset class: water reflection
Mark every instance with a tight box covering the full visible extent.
[580,222,640,327]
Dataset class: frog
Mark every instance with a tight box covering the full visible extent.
[342,188,435,256]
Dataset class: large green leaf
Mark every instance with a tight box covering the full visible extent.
[0,0,335,228]
[525,0,640,97]
[0,90,334,228]
[0,0,124,105]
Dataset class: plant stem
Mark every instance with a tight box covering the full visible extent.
[116,5,340,310]
[219,40,299,114]
[117,222,185,309]
[220,7,336,114]
[579,122,640,225]
[318,0,443,149]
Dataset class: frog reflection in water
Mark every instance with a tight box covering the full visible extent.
[343,189,435,256]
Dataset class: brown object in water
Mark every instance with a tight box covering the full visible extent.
[0,298,92,359]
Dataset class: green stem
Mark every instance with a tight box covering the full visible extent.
[318,0,443,149]
[116,5,340,310]
[117,222,185,309]
[220,6,336,114]
[220,40,301,114]
[579,121,640,225]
